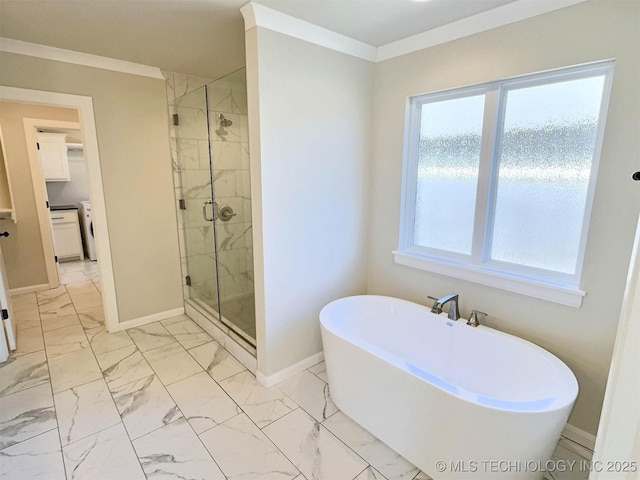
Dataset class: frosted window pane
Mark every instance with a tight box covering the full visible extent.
[414,95,485,254]
[490,76,605,273]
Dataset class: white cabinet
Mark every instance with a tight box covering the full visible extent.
[50,209,83,261]
[38,133,70,182]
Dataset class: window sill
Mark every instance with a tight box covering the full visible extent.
[392,251,585,308]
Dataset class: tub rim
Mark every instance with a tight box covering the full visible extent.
[320,294,579,414]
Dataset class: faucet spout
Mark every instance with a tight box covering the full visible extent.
[431,293,460,321]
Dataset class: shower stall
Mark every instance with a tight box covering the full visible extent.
[171,68,255,351]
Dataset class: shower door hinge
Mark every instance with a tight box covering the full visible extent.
[55,256,58,263]
[36,142,40,150]
[178,199,186,210]
[1,309,8,320]
[185,275,192,286]
[172,113,180,126]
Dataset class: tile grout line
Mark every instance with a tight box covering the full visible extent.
[136,314,301,478]
[261,369,397,480]
[125,319,230,478]
[6,286,407,480]
[64,284,151,478]
[35,289,68,480]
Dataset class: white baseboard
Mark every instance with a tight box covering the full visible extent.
[256,351,325,387]
[113,307,185,332]
[9,284,50,295]
[561,423,596,457]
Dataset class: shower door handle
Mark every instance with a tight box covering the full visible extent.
[202,200,214,222]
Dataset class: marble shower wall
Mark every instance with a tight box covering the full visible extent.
[164,71,253,307]
[207,71,253,305]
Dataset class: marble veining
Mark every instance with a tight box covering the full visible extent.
[43,323,90,358]
[142,342,203,385]
[95,344,154,390]
[161,317,212,350]
[189,340,246,382]
[263,408,368,480]
[132,418,225,480]
[111,374,182,440]
[54,379,120,446]
[166,372,241,434]
[128,323,176,352]
[323,411,419,480]
[40,304,80,333]
[199,413,299,480]
[77,306,105,331]
[0,351,49,397]
[218,370,297,428]
[85,327,134,355]
[0,429,65,480]
[48,348,102,394]
[0,384,56,450]
[278,370,338,423]
[62,422,145,480]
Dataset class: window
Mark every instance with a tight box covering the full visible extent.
[396,61,614,307]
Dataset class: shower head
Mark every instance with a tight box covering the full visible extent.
[218,113,233,127]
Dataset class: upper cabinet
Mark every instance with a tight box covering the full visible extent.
[37,132,70,182]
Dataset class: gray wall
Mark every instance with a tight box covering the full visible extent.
[366,0,640,435]
[246,27,373,377]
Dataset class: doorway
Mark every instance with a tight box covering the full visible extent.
[0,86,118,331]
[34,124,100,286]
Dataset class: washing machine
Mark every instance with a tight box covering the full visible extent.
[78,201,97,261]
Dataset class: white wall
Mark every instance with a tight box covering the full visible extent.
[246,26,373,377]
[367,0,640,436]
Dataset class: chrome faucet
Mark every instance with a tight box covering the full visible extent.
[428,293,460,321]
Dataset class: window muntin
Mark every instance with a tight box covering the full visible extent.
[400,62,613,291]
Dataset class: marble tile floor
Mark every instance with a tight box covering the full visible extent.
[56,259,100,286]
[1,279,590,480]
[1,280,432,480]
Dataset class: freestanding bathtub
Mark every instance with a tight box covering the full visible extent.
[319,295,578,480]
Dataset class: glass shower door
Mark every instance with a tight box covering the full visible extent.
[208,69,256,345]
[174,70,256,349]
[174,86,220,316]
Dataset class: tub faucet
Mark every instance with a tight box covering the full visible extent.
[429,293,460,321]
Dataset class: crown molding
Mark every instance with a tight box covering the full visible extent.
[240,2,377,62]
[0,37,164,80]
[376,0,589,61]
[241,0,588,64]
[1,0,590,74]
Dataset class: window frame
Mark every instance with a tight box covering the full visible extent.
[395,60,615,307]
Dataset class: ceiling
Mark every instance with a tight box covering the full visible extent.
[0,0,517,80]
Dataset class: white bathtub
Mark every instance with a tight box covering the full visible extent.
[319,295,578,480]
